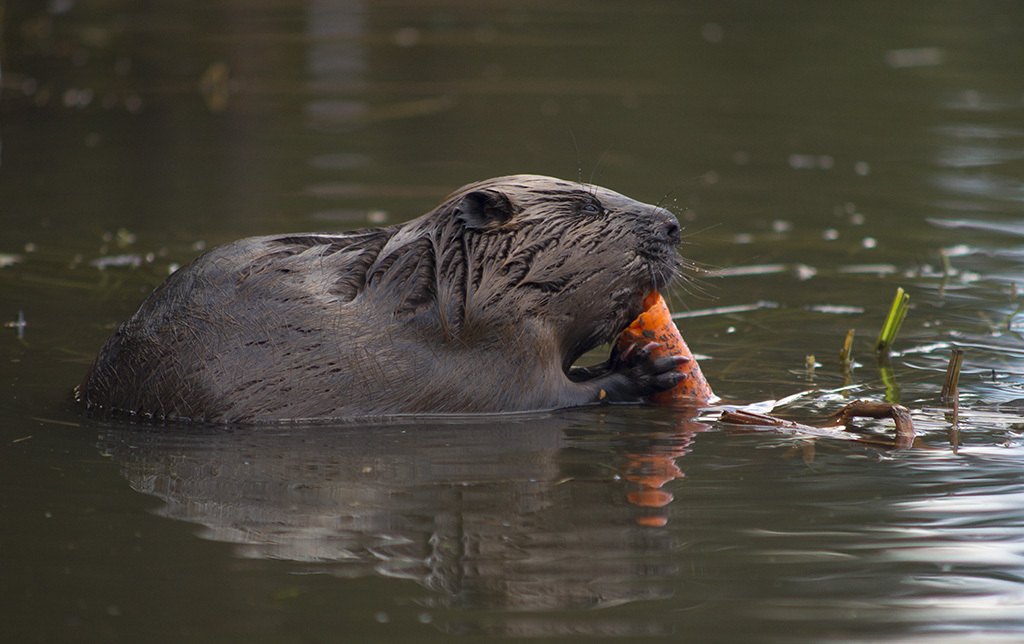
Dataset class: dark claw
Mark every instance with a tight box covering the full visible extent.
[601,340,691,401]
[651,354,689,373]
[617,342,636,363]
[656,370,689,389]
[618,341,659,367]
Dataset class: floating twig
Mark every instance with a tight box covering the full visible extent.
[721,399,916,449]
[827,400,915,449]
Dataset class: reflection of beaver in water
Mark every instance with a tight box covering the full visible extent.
[77,175,688,422]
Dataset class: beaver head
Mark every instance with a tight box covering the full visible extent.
[359,174,683,372]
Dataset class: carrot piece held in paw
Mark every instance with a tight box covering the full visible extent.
[617,291,715,404]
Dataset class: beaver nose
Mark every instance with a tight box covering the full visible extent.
[654,209,681,245]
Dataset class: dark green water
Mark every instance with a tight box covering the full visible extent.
[2,1,1023,642]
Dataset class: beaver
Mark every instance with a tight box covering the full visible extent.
[76,174,688,422]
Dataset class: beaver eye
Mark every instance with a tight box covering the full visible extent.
[580,202,602,215]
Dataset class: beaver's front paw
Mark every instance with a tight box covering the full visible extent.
[601,341,690,402]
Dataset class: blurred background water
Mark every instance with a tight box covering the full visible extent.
[2,1,1023,642]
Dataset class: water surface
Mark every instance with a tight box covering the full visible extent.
[2,1,1024,642]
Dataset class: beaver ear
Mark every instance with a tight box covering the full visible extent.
[455,190,516,230]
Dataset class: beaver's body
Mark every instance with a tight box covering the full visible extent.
[77,175,686,422]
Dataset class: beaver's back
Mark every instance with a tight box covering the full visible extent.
[78,232,412,421]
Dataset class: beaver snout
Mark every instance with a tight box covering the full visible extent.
[651,208,681,246]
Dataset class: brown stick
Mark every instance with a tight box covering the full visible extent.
[720,410,819,433]
[940,347,965,405]
[890,405,916,449]
[721,400,916,449]
[828,400,902,423]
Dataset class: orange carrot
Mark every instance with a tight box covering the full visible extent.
[617,291,715,404]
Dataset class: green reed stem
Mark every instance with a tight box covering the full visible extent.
[876,287,910,353]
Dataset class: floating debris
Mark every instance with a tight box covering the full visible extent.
[89,254,142,270]
[721,400,916,449]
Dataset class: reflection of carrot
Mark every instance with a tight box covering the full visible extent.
[622,425,706,527]
[618,291,715,403]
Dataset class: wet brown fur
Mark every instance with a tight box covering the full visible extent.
[76,175,683,422]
